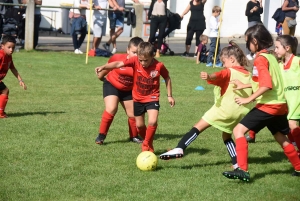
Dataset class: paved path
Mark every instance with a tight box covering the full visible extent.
[36,30,247,56]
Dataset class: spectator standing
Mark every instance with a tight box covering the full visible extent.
[69,0,89,54]
[245,0,263,28]
[147,0,168,58]
[282,0,299,36]
[181,0,207,57]
[33,0,42,49]
[88,0,108,56]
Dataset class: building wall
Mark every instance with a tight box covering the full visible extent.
[40,0,299,37]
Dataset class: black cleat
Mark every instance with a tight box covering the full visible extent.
[223,168,250,182]
[95,134,106,145]
[245,134,255,143]
[130,136,143,144]
[292,170,300,176]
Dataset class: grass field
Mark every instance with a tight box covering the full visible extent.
[1,51,299,201]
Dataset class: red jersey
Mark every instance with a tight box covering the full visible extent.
[123,56,169,103]
[207,66,249,96]
[106,54,134,91]
[253,50,287,115]
[0,49,15,81]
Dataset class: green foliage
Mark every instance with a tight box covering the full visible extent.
[0,52,299,201]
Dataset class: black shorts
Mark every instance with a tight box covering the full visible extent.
[102,79,132,101]
[0,82,7,91]
[134,101,160,116]
[240,107,290,135]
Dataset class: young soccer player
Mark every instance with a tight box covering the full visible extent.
[223,24,300,182]
[206,6,222,67]
[95,37,144,145]
[0,35,27,118]
[274,35,300,155]
[196,34,209,64]
[95,42,175,152]
[160,41,253,171]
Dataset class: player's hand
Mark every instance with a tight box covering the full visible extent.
[168,96,175,107]
[200,72,209,80]
[95,66,104,74]
[230,79,244,90]
[234,97,251,105]
[19,81,27,90]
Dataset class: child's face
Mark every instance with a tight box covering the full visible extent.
[221,56,232,68]
[202,39,208,45]
[138,54,154,68]
[213,11,221,17]
[127,45,138,58]
[245,36,258,53]
[1,42,15,56]
[274,41,289,58]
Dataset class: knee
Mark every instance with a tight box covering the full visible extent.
[1,87,9,95]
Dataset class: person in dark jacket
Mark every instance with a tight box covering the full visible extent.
[245,0,263,27]
[148,0,168,58]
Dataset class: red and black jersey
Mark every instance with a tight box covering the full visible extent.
[123,56,169,103]
[106,54,134,91]
[0,49,15,81]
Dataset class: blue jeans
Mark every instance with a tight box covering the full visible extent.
[207,37,220,64]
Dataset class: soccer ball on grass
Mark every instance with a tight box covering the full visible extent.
[136,151,158,171]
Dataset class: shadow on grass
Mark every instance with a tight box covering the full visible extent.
[7,111,65,117]
[251,168,294,181]
[248,150,287,164]
[102,138,131,145]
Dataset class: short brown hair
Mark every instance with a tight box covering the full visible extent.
[212,6,221,13]
[137,42,155,57]
[200,35,208,42]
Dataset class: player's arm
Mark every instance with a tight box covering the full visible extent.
[230,79,252,90]
[96,69,110,81]
[10,68,27,90]
[164,76,175,107]
[95,61,124,74]
[201,71,216,80]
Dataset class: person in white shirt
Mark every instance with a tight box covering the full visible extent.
[206,6,222,67]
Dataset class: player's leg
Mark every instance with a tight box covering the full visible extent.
[95,80,119,145]
[222,132,238,170]
[0,82,9,118]
[143,107,159,152]
[271,116,300,176]
[288,120,300,152]
[120,95,142,143]
[160,118,211,160]
[134,101,147,140]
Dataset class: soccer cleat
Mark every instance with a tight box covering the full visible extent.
[222,168,250,182]
[111,48,117,54]
[206,62,213,67]
[181,52,189,57]
[102,43,110,51]
[130,136,143,144]
[245,134,255,143]
[292,170,300,176]
[0,112,7,118]
[160,148,184,160]
[95,134,106,145]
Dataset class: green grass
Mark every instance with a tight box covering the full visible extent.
[0,51,299,201]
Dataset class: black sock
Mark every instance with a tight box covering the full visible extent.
[224,138,237,166]
[176,127,200,150]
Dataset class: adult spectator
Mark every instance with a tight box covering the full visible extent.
[88,0,108,56]
[181,0,207,57]
[282,0,299,36]
[147,0,168,58]
[69,0,89,54]
[245,0,263,27]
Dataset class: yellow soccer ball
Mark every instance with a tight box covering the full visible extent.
[136,151,158,171]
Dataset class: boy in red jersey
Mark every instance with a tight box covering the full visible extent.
[0,35,26,118]
[95,37,144,145]
[95,42,175,152]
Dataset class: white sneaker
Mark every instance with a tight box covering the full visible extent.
[77,49,83,54]
[74,49,82,54]
[159,148,184,160]
[111,48,117,54]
